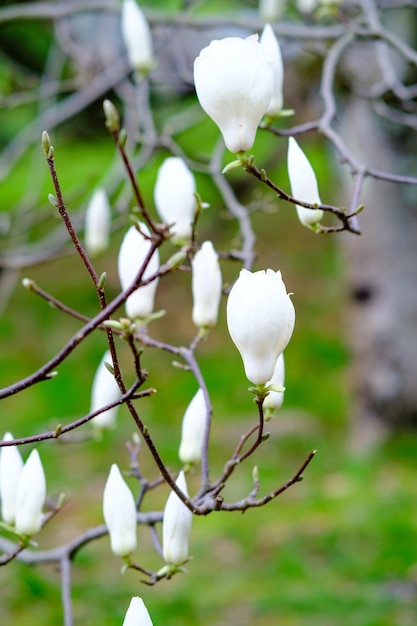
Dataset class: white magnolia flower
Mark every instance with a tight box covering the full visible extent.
[162,471,192,566]
[84,188,111,257]
[227,269,295,386]
[194,35,274,153]
[260,24,284,117]
[121,0,154,74]
[103,464,137,557]
[15,449,46,536]
[117,223,160,319]
[122,597,154,626]
[179,388,207,465]
[90,350,120,429]
[287,137,324,227]
[263,353,286,412]
[154,158,196,244]
[191,241,222,329]
[0,432,24,525]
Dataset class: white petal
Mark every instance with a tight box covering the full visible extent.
[0,432,24,525]
[227,269,295,385]
[154,158,196,243]
[90,350,120,429]
[179,388,207,464]
[103,464,137,557]
[117,224,160,319]
[194,36,274,153]
[162,471,192,565]
[191,241,222,328]
[15,449,46,536]
[84,188,111,256]
[122,597,154,626]
[287,137,324,226]
[121,0,154,73]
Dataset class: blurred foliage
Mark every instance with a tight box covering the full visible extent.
[1,2,417,626]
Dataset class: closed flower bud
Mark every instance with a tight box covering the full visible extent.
[179,388,207,465]
[191,241,222,329]
[121,0,154,74]
[84,188,111,257]
[154,157,196,244]
[287,137,324,227]
[226,269,295,386]
[194,36,274,153]
[122,597,154,626]
[263,353,285,411]
[15,449,46,536]
[0,432,24,525]
[90,350,120,429]
[117,223,160,319]
[260,24,284,118]
[162,471,192,566]
[103,464,137,557]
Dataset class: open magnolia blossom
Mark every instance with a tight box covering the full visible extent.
[15,449,46,536]
[287,137,324,228]
[154,157,196,244]
[103,464,137,558]
[0,432,24,525]
[194,35,274,153]
[263,353,286,412]
[227,269,295,386]
[122,597,153,626]
[90,350,120,429]
[84,188,111,257]
[179,388,207,465]
[121,0,154,74]
[260,24,284,118]
[162,471,192,566]
[191,241,222,329]
[117,223,160,319]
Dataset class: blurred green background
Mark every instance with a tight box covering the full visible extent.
[1,2,417,625]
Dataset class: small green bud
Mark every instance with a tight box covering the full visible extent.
[48,194,58,207]
[104,361,115,375]
[166,249,187,270]
[98,272,107,289]
[22,278,35,291]
[41,131,51,155]
[103,99,120,132]
[222,159,243,174]
[118,128,128,147]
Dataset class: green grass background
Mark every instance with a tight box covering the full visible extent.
[1,8,417,624]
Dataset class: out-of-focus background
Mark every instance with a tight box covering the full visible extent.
[1,1,417,625]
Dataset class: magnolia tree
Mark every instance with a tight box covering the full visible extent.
[0,0,416,624]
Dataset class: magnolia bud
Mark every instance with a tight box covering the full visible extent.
[179,389,207,465]
[226,269,295,386]
[287,137,324,228]
[90,350,120,429]
[0,432,24,525]
[194,35,274,153]
[84,188,111,257]
[103,464,137,557]
[154,157,196,244]
[117,223,160,320]
[263,353,285,412]
[15,449,46,536]
[260,24,284,118]
[122,597,154,626]
[121,0,154,75]
[191,241,222,329]
[162,471,192,566]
